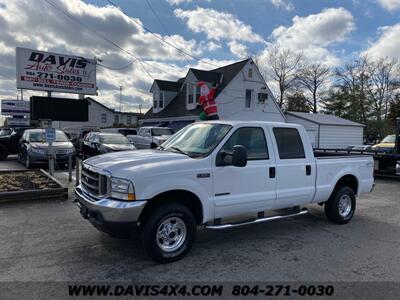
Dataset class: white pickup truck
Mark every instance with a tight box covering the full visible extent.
[75,121,374,263]
[128,127,174,149]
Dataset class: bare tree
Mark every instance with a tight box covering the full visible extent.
[265,46,303,107]
[334,55,371,124]
[296,63,331,113]
[367,57,398,122]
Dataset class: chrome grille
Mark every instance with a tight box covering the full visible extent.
[81,165,108,198]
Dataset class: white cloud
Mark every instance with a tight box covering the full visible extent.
[228,41,248,58]
[363,24,400,60]
[377,0,400,11]
[270,0,294,11]
[0,0,210,111]
[174,7,264,43]
[167,0,192,5]
[262,7,355,66]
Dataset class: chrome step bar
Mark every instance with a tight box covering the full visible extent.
[205,209,308,230]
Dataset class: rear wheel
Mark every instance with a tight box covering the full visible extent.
[141,203,196,263]
[0,145,8,161]
[325,186,356,224]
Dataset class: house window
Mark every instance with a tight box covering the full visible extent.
[248,68,253,78]
[114,115,119,124]
[127,115,132,125]
[245,89,253,108]
[159,92,164,108]
[187,83,194,104]
[153,92,158,108]
[101,113,107,123]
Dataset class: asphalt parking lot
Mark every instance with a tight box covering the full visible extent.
[0,164,399,283]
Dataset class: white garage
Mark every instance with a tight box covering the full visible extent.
[285,111,365,149]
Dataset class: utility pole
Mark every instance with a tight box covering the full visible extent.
[119,86,122,112]
[139,104,142,114]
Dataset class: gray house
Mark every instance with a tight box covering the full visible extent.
[285,111,365,149]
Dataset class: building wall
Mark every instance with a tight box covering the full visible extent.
[319,125,364,149]
[52,100,138,129]
[216,61,285,122]
[285,115,319,148]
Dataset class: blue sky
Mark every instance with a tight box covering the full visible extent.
[0,0,399,111]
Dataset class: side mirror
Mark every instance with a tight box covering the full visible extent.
[232,145,247,167]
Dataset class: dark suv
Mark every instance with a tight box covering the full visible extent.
[0,127,34,160]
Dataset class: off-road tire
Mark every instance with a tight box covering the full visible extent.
[0,145,8,161]
[141,203,196,263]
[325,186,356,224]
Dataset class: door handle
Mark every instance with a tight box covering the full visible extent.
[306,165,311,176]
[269,167,276,178]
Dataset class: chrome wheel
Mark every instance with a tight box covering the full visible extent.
[338,194,352,217]
[156,217,187,252]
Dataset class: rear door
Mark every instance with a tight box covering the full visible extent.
[270,126,315,208]
[213,126,277,219]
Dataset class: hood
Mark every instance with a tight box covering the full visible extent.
[30,142,74,149]
[153,135,171,141]
[84,149,188,173]
[102,143,135,151]
[372,142,394,148]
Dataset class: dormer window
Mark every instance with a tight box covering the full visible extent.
[153,92,158,108]
[248,68,253,78]
[186,83,201,109]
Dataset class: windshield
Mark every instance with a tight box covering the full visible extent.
[152,128,174,136]
[99,134,130,144]
[29,131,69,142]
[160,123,232,158]
[381,135,396,144]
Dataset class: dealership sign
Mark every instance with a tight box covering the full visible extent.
[1,99,30,116]
[16,47,97,95]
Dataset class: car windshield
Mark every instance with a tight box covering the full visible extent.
[381,135,396,143]
[29,131,69,142]
[160,123,232,158]
[151,128,174,136]
[99,134,129,144]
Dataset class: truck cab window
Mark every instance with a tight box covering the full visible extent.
[219,127,269,161]
[273,127,305,159]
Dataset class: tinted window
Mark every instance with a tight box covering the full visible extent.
[273,128,305,159]
[220,127,269,160]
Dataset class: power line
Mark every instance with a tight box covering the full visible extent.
[106,0,221,68]
[42,0,155,79]
[145,0,191,65]
[98,60,134,70]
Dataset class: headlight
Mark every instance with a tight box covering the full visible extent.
[30,148,46,155]
[110,177,135,201]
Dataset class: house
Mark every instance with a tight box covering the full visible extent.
[52,97,141,130]
[285,111,365,148]
[141,59,285,129]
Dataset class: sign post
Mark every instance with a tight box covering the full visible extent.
[45,126,56,175]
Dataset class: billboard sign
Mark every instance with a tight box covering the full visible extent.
[16,47,97,95]
[6,117,30,126]
[1,99,30,116]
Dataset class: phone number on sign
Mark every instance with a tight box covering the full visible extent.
[231,285,334,297]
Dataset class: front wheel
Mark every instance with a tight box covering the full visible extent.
[325,186,356,224]
[141,203,196,263]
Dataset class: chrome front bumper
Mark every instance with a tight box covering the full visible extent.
[75,185,147,223]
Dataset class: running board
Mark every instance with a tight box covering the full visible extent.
[205,209,308,230]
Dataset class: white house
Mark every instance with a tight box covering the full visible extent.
[285,111,365,149]
[141,59,285,129]
[52,97,141,130]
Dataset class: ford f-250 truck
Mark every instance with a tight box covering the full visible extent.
[75,121,374,263]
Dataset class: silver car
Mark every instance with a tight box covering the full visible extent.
[18,129,76,168]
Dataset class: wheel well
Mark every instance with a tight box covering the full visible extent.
[139,190,203,225]
[334,175,358,195]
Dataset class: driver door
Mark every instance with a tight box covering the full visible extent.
[212,126,277,219]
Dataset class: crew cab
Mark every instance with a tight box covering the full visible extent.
[128,127,173,149]
[75,121,374,263]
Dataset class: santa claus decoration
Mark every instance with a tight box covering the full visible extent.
[196,81,219,120]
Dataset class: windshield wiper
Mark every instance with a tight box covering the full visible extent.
[170,146,189,156]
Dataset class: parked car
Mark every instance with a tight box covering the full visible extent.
[18,129,76,168]
[81,132,136,158]
[63,125,100,152]
[75,121,374,263]
[371,134,397,153]
[129,127,174,149]
[101,127,137,136]
[0,127,34,160]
